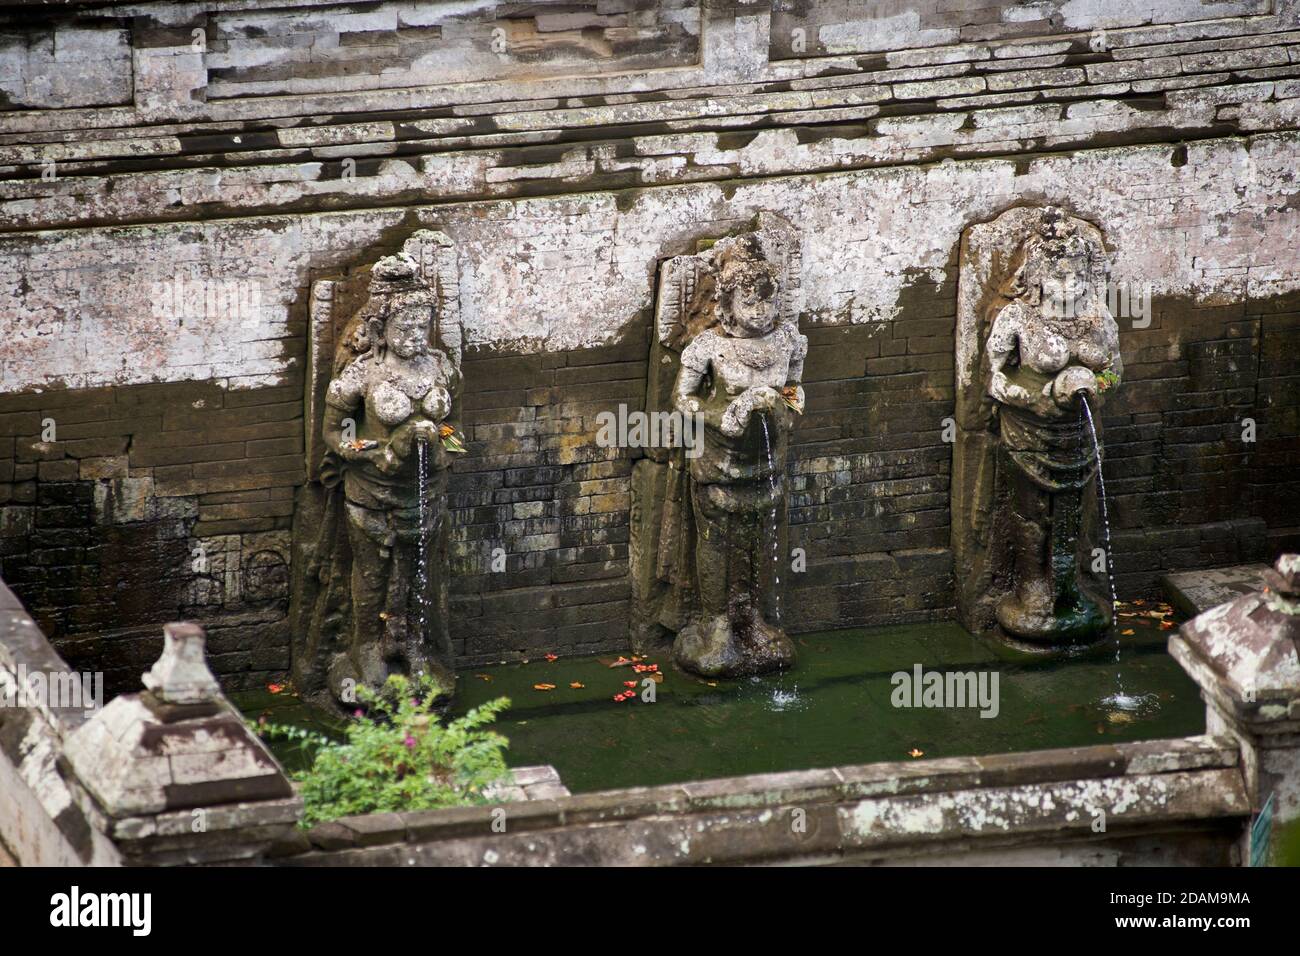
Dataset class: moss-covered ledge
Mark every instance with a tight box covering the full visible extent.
[273,736,1248,866]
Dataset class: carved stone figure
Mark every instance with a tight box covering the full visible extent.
[290,232,464,709]
[953,207,1121,645]
[629,214,806,678]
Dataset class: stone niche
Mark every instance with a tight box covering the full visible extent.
[629,211,804,669]
[952,205,1118,644]
[289,230,464,710]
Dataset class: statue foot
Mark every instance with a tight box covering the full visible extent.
[401,653,456,707]
[674,613,795,678]
[674,615,740,678]
[996,591,1110,645]
[745,615,796,672]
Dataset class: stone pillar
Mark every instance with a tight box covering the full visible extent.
[1168,554,1300,864]
[63,622,302,866]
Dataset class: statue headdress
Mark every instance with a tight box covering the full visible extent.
[711,234,781,302]
[1010,206,1110,304]
[348,252,438,356]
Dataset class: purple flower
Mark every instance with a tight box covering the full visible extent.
[353,709,364,719]
[404,735,417,749]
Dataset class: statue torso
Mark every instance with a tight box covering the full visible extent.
[680,325,803,489]
[694,326,799,399]
[1001,301,1119,376]
[333,351,455,438]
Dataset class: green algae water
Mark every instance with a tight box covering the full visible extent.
[454,618,1202,793]
[238,615,1203,793]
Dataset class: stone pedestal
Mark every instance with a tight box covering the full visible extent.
[63,622,302,865]
[1168,554,1300,865]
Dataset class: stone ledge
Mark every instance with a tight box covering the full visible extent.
[278,736,1244,864]
[1161,563,1272,616]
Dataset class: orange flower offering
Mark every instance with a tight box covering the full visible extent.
[438,424,468,454]
[780,385,804,414]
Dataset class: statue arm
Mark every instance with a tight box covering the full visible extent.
[1104,314,1123,382]
[786,329,808,385]
[986,307,1047,413]
[782,328,809,414]
[324,364,369,460]
[673,337,710,417]
[420,351,461,422]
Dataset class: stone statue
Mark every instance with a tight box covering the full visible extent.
[290,233,464,709]
[628,214,806,678]
[672,237,807,676]
[952,206,1121,645]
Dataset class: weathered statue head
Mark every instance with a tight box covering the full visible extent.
[714,237,781,339]
[1014,208,1109,316]
[358,253,439,359]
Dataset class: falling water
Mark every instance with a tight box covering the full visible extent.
[415,437,431,649]
[760,414,782,629]
[1082,396,1150,713]
[1080,397,1117,623]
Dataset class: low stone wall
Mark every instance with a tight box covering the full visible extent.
[273,737,1249,866]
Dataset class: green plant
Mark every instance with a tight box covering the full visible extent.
[1096,367,1121,392]
[256,674,512,827]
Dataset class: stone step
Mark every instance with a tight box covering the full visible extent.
[1160,563,1273,617]
[483,764,570,803]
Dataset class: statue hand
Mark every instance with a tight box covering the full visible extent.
[372,444,403,476]
[750,386,780,412]
[383,417,437,465]
[410,418,441,444]
[337,438,379,462]
[720,387,779,437]
[1051,366,1100,409]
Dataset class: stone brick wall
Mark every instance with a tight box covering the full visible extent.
[1,0,1298,687]
[0,379,301,692]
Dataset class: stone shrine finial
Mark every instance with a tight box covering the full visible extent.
[63,621,300,864]
[141,621,222,705]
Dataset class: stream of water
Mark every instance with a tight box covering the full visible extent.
[760,414,782,629]
[415,437,431,650]
[1081,395,1151,713]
